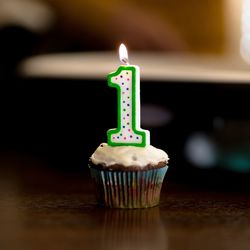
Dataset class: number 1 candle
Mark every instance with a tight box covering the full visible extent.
[107,44,150,147]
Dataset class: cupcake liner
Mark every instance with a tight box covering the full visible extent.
[90,166,168,208]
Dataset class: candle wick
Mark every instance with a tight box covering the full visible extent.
[121,58,129,65]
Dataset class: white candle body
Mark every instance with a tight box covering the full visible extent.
[107,65,150,147]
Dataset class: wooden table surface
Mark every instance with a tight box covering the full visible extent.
[1,153,250,250]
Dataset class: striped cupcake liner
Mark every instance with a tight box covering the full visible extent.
[90,166,168,208]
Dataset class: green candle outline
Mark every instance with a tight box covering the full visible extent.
[107,65,149,147]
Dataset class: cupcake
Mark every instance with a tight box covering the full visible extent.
[89,143,169,208]
[89,43,169,208]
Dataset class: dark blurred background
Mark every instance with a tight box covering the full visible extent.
[0,0,250,190]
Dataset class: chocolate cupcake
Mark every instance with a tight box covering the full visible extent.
[89,143,169,208]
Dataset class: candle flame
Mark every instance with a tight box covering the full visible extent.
[119,43,129,65]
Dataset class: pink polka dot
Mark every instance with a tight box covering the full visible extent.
[128,129,131,132]
[124,137,127,140]
[122,92,125,94]
[127,78,130,81]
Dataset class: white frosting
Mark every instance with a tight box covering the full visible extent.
[90,143,169,168]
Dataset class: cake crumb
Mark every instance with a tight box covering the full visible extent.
[132,155,137,161]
